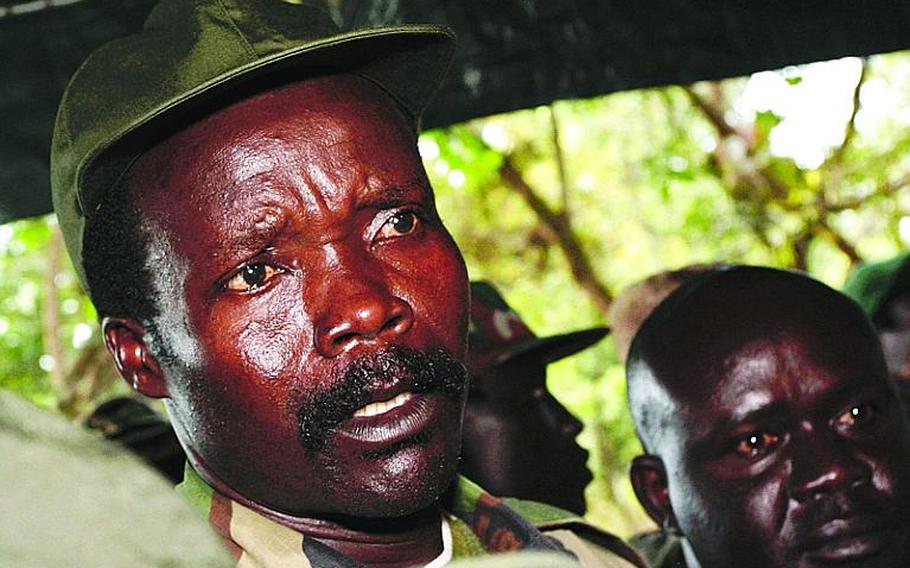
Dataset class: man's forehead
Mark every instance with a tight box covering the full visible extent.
[129,76,421,215]
[667,332,887,438]
[650,275,863,369]
[677,337,806,410]
[650,303,875,404]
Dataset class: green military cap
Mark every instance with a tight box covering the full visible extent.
[842,253,910,326]
[51,0,455,289]
[468,280,609,374]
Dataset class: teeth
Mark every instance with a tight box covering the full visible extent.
[354,392,413,418]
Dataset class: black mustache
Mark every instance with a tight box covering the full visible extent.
[297,345,467,453]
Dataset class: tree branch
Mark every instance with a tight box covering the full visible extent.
[827,173,910,212]
[825,60,867,170]
[549,104,571,220]
[818,220,862,266]
[685,85,790,200]
[682,86,738,139]
[41,226,71,411]
[498,154,614,314]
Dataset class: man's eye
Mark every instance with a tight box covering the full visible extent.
[378,211,419,239]
[835,403,876,429]
[225,263,279,292]
[733,432,781,459]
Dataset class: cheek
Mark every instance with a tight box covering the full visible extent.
[868,448,910,499]
[404,235,468,343]
[856,406,910,498]
[672,461,789,547]
[742,476,789,537]
[233,295,310,381]
[181,285,314,427]
[461,409,517,478]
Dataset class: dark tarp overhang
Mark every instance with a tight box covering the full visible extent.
[3,0,910,223]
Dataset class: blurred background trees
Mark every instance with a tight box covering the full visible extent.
[4,51,910,534]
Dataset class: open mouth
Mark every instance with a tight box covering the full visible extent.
[353,392,413,418]
[297,345,467,453]
[334,391,444,449]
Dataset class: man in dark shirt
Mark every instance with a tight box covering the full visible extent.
[627,266,910,568]
[461,281,607,514]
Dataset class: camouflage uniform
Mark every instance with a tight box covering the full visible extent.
[179,466,645,567]
[629,531,687,568]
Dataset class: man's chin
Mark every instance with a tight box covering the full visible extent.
[314,393,465,518]
[795,529,910,568]
[339,438,461,518]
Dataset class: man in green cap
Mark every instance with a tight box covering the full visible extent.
[461,281,607,515]
[843,254,910,389]
[50,1,643,566]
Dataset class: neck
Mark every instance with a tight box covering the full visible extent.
[298,509,445,568]
[186,452,445,567]
[249,499,445,568]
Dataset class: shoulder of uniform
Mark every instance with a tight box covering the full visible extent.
[503,497,647,568]
[501,496,580,525]
[630,530,687,568]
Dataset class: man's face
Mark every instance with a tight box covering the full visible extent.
[461,357,592,514]
[659,321,910,568]
[127,76,469,517]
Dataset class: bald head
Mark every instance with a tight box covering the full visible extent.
[627,266,880,451]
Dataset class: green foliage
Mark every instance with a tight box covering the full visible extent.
[0,219,53,405]
[0,217,115,413]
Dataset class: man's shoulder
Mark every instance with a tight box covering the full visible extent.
[448,476,645,567]
[500,496,647,568]
[629,530,687,568]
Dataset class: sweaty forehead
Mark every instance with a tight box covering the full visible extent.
[126,74,423,242]
[636,269,884,408]
[671,336,821,413]
[134,76,413,191]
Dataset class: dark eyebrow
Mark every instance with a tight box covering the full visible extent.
[710,400,786,436]
[816,378,895,412]
[207,210,286,267]
[358,179,431,209]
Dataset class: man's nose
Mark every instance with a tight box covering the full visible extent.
[788,427,871,502]
[313,267,414,358]
[561,412,584,437]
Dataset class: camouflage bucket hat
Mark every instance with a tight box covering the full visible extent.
[468,281,610,374]
[50,0,455,289]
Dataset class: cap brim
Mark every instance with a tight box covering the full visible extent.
[495,327,610,366]
[79,25,455,214]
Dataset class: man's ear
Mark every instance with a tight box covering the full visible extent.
[102,317,169,398]
[631,454,681,535]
